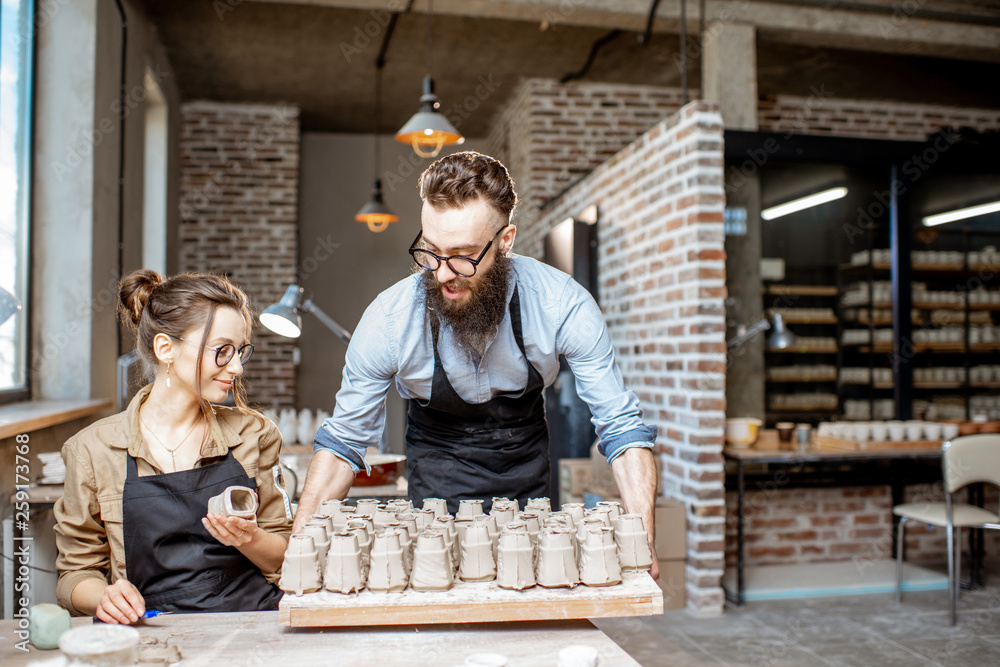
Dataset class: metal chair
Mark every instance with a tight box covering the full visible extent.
[894,433,1000,625]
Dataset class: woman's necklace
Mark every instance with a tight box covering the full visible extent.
[139,412,204,472]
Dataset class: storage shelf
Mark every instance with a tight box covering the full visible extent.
[768,346,838,354]
[858,342,1000,354]
[842,262,998,273]
[767,375,839,383]
[763,285,838,296]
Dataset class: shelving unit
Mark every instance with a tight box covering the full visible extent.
[762,281,840,426]
[837,229,1000,421]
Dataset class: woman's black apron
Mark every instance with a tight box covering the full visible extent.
[406,286,550,515]
[122,450,282,612]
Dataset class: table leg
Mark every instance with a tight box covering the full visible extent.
[736,459,745,606]
[890,478,904,560]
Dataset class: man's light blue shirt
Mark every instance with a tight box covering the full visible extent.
[314,254,657,473]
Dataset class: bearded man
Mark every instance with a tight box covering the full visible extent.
[294,151,661,577]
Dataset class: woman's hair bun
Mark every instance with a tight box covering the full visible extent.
[118,269,164,327]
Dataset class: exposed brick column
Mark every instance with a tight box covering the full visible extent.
[536,101,728,617]
[178,101,300,411]
[486,79,692,260]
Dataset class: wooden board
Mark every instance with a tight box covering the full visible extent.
[279,572,662,627]
[813,438,943,452]
[750,430,853,452]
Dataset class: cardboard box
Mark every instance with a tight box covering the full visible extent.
[558,458,592,496]
[654,500,686,561]
[657,559,686,610]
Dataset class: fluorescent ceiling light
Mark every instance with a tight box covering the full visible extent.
[922,200,1000,227]
[762,187,848,221]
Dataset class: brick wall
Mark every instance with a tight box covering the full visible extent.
[485,79,693,261]
[759,94,1000,141]
[486,77,1000,601]
[179,101,300,411]
[532,100,728,617]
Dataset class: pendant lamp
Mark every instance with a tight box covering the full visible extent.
[355,66,399,232]
[395,0,464,158]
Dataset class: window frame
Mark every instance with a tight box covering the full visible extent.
[0,0,36,405]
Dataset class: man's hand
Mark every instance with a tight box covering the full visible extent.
[292,449,356,534]
[610,446,660,581]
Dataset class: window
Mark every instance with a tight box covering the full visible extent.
[0,0,34,400]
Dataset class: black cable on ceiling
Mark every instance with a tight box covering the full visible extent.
[560,30,622,84]
[639,0,662,46]
[375,0,414,70]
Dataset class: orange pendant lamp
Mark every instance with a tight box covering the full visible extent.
[394,0,464,158]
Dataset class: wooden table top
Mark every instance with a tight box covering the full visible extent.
[0,611,641,666]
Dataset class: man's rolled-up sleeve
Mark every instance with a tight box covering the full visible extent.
[555,279,657,461]
[313,296,399,475]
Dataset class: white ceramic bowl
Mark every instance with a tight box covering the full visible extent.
[726,418,762,448]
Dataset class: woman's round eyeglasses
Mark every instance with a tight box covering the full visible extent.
[170,336,254,367]
[408,224,509,278]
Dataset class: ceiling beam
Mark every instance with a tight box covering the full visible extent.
[246,0,1000,63]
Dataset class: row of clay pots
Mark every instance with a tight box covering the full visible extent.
[278,497,653,596]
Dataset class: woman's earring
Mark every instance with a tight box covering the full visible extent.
[166,361,172,388]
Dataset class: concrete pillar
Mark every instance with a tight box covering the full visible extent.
[701,23,758,132]
[32,0,100,400]
[703,22,764,419]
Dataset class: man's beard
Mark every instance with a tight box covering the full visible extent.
[421,254,512,357]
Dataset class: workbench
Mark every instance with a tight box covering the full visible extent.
[724,445,948,605]
[0,610,641,666]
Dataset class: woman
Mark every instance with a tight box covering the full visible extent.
[54,270,291,623]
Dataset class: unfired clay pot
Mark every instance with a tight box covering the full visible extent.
[517,512,541,545]
[459,521,496,582]
[368,529,409,592]
[309,514,335,538]
[561,503,585,527]
[410,531,454,591]
[207,486,257,518]
[325,531,365,594]
[387,498,414,513]
[613,514,653,573]
[489,499,517,527]
[331,505,358,531]
[395,513,419,540]
[579,527,622,587]
[432,516,459,568]
[279,534,322,595]
[457,499,485,519]
[354,498,380,516]
[535,528,579,588]
[596,501,623,523]
[373,507,398,529]
[318,498,343,517]
[545,511,574,531]
[380,522,414,573]
[525,497,552,522]
[496,527,535,590]
[412,508,436,532]
[422,497,448,517]
[345,520,372,571]
[587,506,614,528]
[301,521,331,571]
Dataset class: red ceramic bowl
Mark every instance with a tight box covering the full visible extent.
[354,453,406,486]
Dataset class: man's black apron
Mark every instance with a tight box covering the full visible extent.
[122,450,282,612]
[406,286,550,515]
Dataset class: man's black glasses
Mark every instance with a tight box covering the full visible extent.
[408,224,509,278]
[171,336,254,367]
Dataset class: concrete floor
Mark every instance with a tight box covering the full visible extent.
[596,564,1000,667]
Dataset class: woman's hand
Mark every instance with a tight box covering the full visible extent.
[96,579,145,625]
[203,512,258,548]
